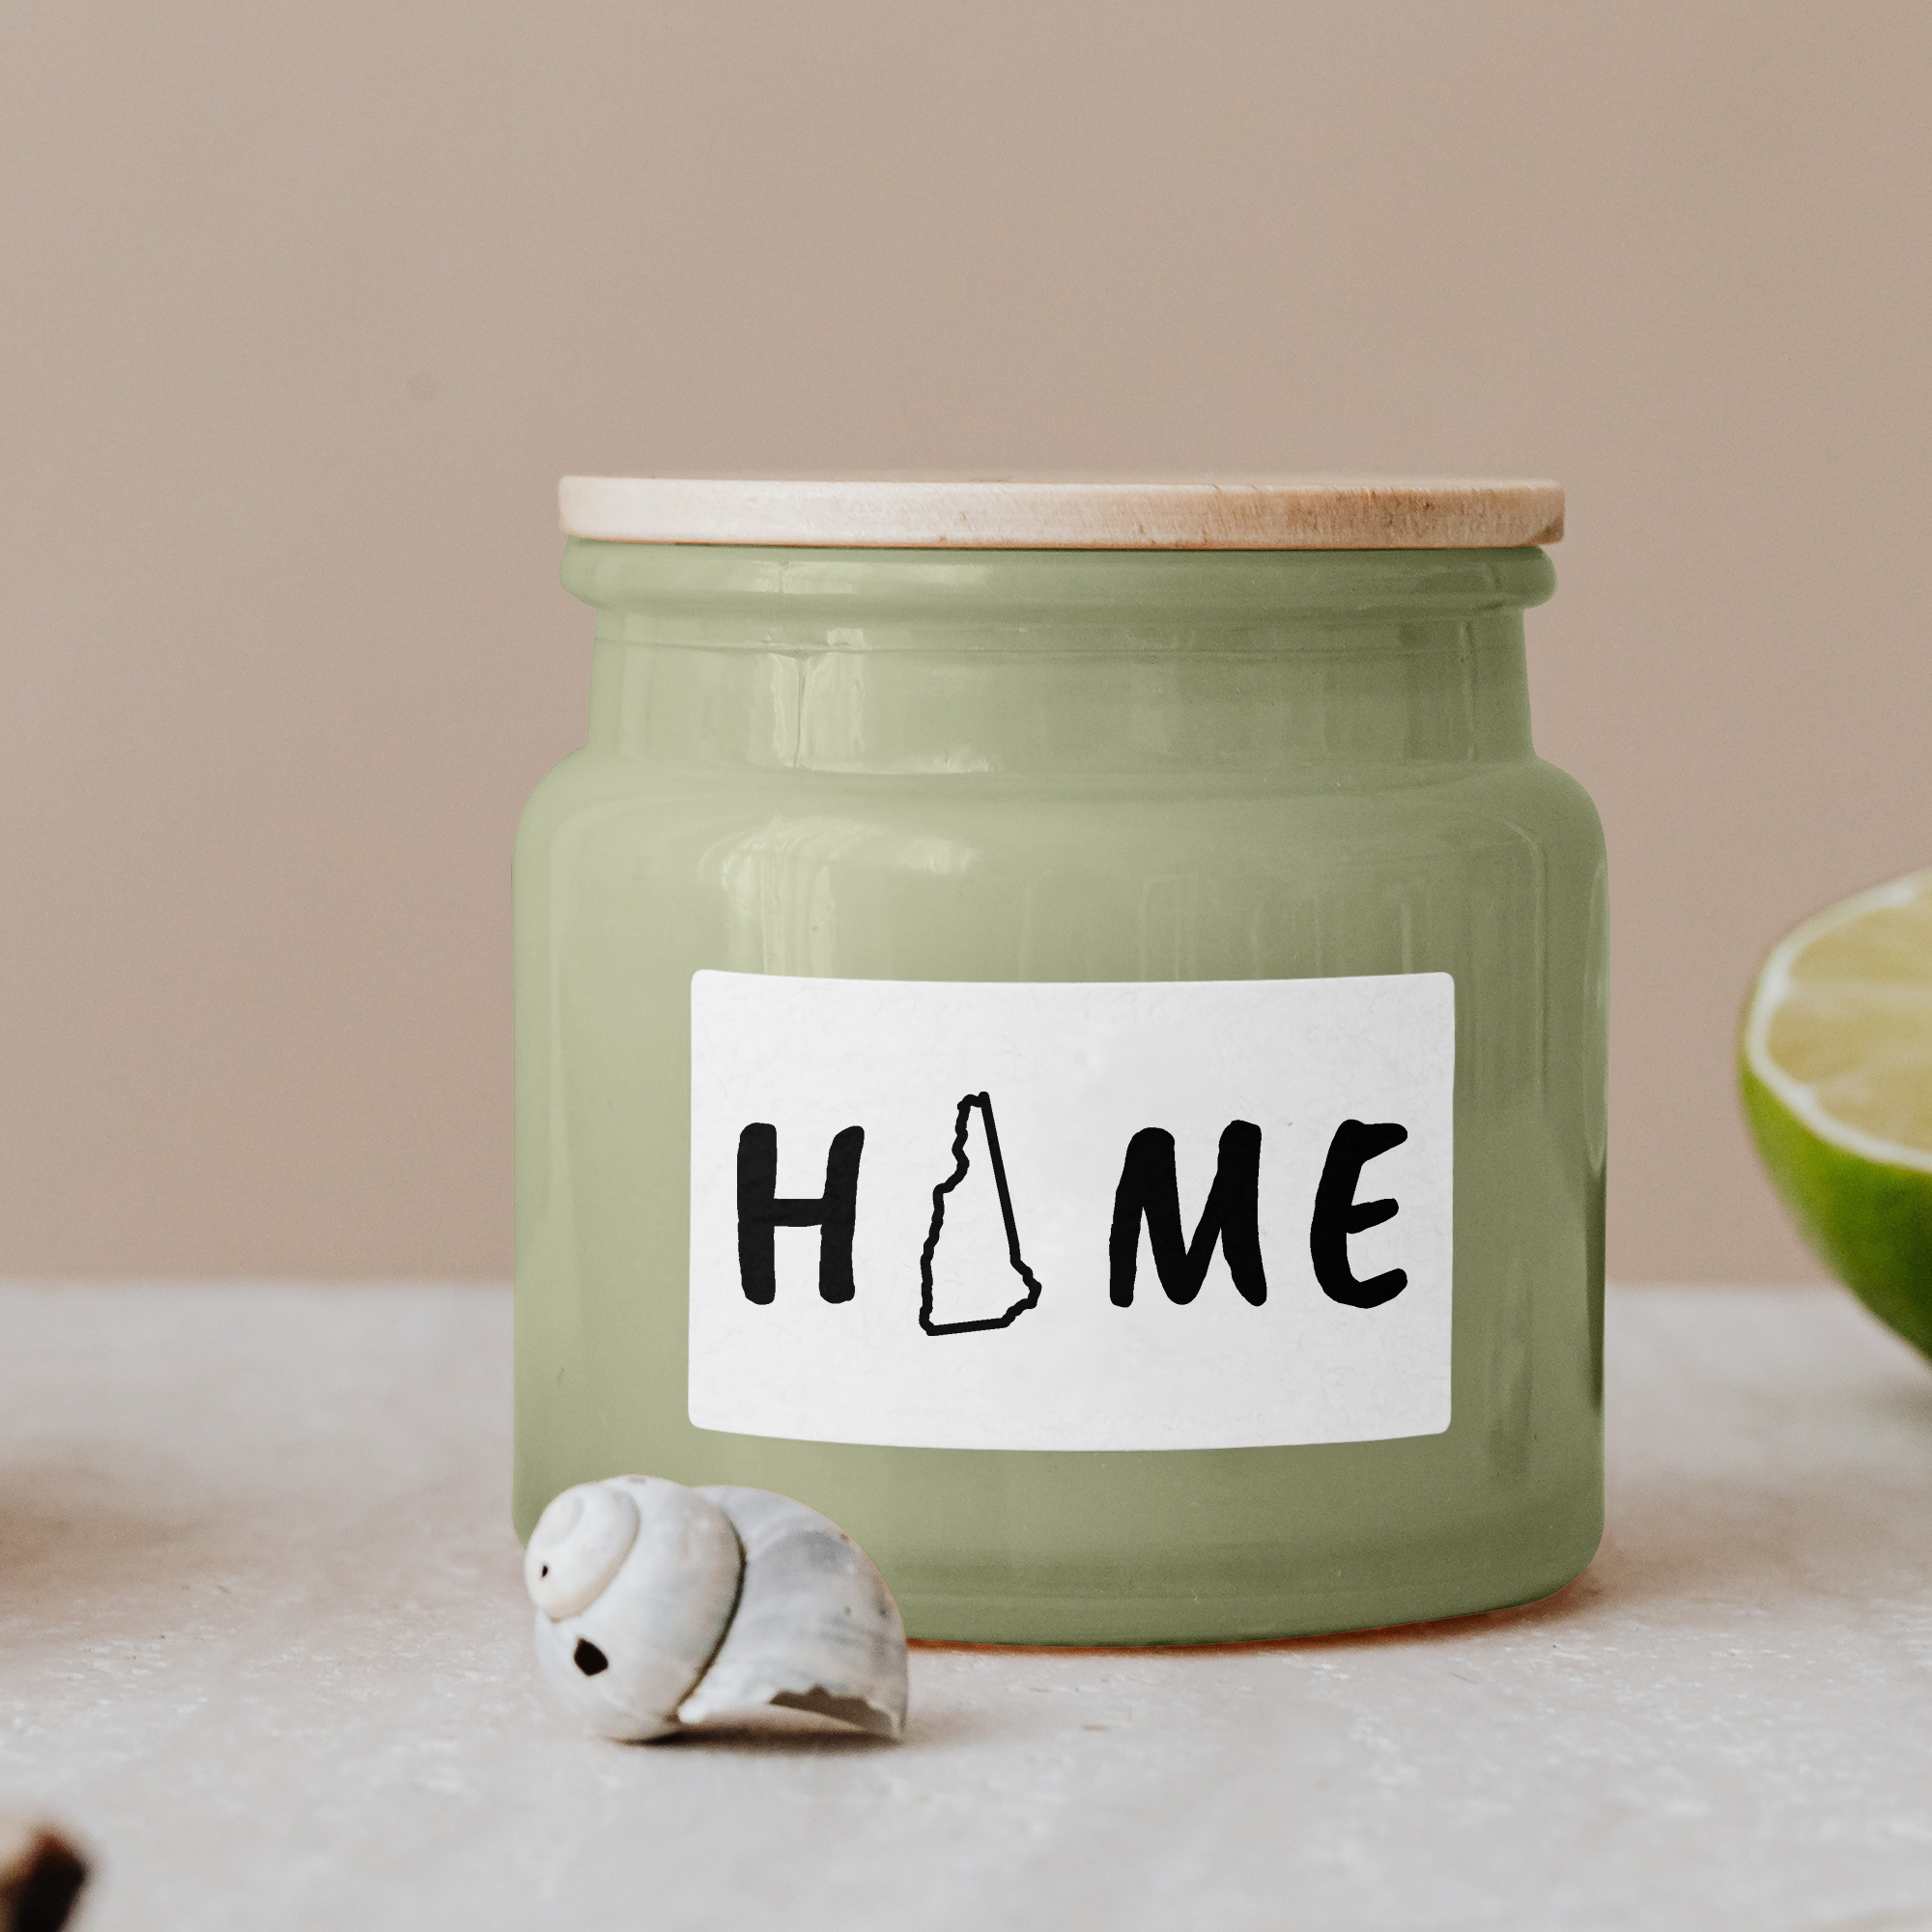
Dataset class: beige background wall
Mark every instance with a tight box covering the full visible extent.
[3,1,1927,1281]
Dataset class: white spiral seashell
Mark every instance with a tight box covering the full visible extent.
[677,1487,907,1739]
[526,1476,907,1743]
[528,1476,742,1741]
[525,1479,639,1618]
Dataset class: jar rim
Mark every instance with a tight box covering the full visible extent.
[561,541,1557,640]
[558,475,1563,552]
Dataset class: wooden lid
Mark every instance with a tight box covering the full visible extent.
[557,475,1564,550]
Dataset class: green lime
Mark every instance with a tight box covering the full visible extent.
[1742,867,1932,1359]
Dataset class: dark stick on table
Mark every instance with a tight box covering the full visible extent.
[0,1820,88,1932]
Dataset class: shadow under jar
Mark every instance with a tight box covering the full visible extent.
[514,477,1605,1645]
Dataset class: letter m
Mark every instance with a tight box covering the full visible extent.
[1108,1122,1266,1307]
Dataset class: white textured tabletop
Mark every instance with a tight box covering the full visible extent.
[0,1283,1927,1931]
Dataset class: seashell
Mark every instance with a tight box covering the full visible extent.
[528,1475,742,1741]
[676,1487,907,1739]
[525,1477,639,1618]
[526,1476,907,1744]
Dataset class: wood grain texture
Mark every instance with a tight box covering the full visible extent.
[558,476,1564,550]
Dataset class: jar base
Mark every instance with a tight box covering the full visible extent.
[895,1536,1602,1647]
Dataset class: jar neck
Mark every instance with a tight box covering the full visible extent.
[566,542,1553,779]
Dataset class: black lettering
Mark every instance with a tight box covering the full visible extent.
[735,1122,865,1305]
[1109,1122,1266,1307]
[1310,1120,1409,1308]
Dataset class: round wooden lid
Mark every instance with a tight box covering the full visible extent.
[558,475,1563,551]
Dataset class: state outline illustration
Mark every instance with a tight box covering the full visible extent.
[918,1091,1044,1336]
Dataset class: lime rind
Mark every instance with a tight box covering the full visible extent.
[1741,867,1932,1178]
[1742,1058,1932,1359]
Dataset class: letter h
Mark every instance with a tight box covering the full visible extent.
[735,1123,866,1305]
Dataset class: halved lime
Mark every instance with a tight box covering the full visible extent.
[1741,867,1932,1359]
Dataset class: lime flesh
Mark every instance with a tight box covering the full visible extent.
[1742,869,1932,1360]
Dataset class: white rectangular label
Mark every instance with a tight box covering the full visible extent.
[689,972,1454,1451]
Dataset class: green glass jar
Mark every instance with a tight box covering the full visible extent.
[515,478,1605,1645]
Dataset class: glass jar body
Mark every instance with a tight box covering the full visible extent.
[514,543,1606,1643]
